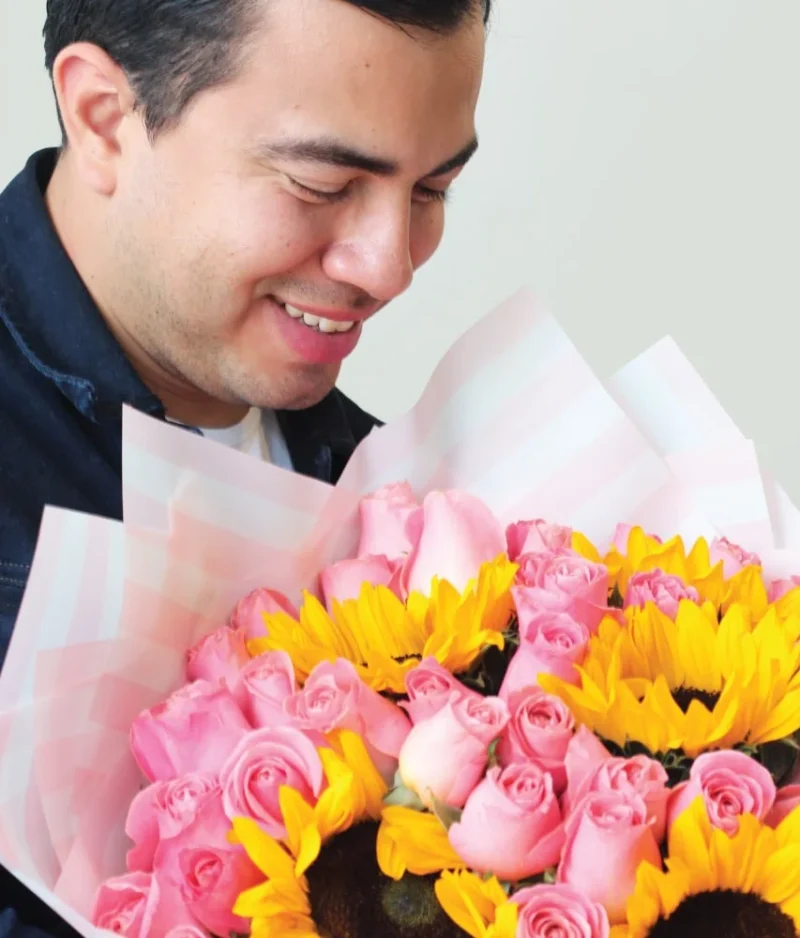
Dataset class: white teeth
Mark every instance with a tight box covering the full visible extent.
[281,302,356,334]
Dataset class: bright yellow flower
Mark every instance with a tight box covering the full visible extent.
[233,731,387,938]
[248,556,517,693]
[619,798,800,938]
[435,870,518,938]
[541,601,800,758]
[377,806,467,880]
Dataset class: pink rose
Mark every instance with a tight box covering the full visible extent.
[165,929,210,938]
[709,536,761,579]
[668,751,776,837]
[507,520,573,561]
[177,843,262,937]
[570,756,670,843]
[93,873,151,937]
[131,681,250,782]
[219,726,326,838]
[512,884,610,938]
[624,569,700,619]
[285,659,411,782]
[357,482,423,559]
[562,727,612,815]
[497,687,575,794]
[449,763,565,880]
[126,774,221,872]
[320,555,402,607]
[769,576,800,603]
[399,694,509,808]
[403,491,506,596]
[234,651,297,728]
[186,627,250,689]
[515,550,609,633]
[766,785,800,827]
[228,588,299,641]
[401,657,482,725]
[153,792,259,937]
[558,790,661,924]
[500,610,589,698]
[93,872,200,938]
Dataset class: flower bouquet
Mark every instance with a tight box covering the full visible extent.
[2,289,800,938]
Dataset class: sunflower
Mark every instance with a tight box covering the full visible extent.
[434,870,518,938]
[248,556,517,693]
[234,732,471,938]
[540,600,800,758]
[619,797,800,938]
[573,528,770,619]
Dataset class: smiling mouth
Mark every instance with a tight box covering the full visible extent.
[274,300,357,334]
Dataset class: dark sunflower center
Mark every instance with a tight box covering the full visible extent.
[671,686,721,713]
[306,822,469,938]
[647,889,797,938]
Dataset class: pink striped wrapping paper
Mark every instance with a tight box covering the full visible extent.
[0,288,788,934]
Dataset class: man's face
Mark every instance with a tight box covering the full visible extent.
[112,0,485,411]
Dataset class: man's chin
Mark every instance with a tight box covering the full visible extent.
[246,366,340,412]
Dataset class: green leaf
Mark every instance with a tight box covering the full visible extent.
[429,793,463,831]
[383,783,425,810]
[487,737,501,769]
[542,868,557,885]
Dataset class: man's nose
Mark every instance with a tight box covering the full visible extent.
[322,201,414,303]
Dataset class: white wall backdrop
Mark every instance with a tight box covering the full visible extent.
[2,1,800,496]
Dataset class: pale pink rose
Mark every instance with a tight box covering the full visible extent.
[403,491,506,596]
[497,687,575,794]
[165,928,209,938]
[320,555,402,608]
[501,610,589,698]
[766,785,800,827]
[131,681,251,782]
[285,659,411,782]
[769,576,800,603]
[558,790,661,924]
[126,774,221,872]
[515,550,610,633]
[399,694,509,808]
[177,843,262,937]
[513,884,610,938]
[449,764,565,881]
[667,751,776,837]
[709,536,761,579]
[562,727,612,816]
[219,726,326,838]
[357,482,423,559]
[401,657,482,725]
[186,627,250,689]
[570,756,670,843]
[153,794,258,938]
[234,651,297,729]
[93,872,151,937]
[624,570,700,619]
[507,520,573,561]
[229,587,299,641]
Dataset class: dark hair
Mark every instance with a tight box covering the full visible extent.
[44,0,491,140]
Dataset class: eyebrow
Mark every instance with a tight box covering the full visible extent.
[252,135,479,178]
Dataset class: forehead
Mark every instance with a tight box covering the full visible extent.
[224,0,485,170]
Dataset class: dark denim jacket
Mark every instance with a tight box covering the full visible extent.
[0,150,379,937]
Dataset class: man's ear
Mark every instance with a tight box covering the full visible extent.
[51,42,138,195]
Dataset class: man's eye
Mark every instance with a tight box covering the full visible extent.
[286,177,348,203]
[414,185,450,204]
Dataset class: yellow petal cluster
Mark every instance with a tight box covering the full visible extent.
[435,870,518,938]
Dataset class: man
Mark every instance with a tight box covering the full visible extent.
[0,0,488,933]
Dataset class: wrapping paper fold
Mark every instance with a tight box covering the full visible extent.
[0,287,795,934]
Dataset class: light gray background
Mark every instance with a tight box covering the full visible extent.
[2,1,799,496]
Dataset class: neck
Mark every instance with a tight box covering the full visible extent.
[44,153,249,430]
